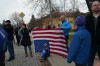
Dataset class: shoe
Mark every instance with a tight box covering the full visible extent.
[25,54,28,57]
[7,57,15,61]
[30,52,33,57]
[40,58,45,62]
[18,45,20,46]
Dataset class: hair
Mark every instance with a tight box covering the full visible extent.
[5,20,11,23]
[91,0,100,7]
[60,15,66,18]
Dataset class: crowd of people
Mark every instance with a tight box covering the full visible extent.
[0,0,100,66]
[0,20,33,66]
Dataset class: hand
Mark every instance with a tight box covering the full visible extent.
[55,28,62,30]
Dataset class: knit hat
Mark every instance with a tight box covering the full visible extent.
[75,16,86,27]
[5,20,11,23]
[22,23,26,27]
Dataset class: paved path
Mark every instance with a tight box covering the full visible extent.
[5,35,51,66]
[48,54,100,66]
[5,44,41,66]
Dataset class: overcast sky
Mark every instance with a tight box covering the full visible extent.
[0,0,32,24]
[0,0,88,24]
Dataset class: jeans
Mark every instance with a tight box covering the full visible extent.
[65,35,69,49]
[7,40,15,59]
[16,35,20,45]
[75,64,87,66]
[41,50,50,59]
[24,45,32,54]
[87,46,100,66]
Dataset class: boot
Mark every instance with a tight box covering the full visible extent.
[30,52,33,57]
[25,53,28,57]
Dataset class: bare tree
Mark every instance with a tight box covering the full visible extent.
[9,12,22,25]
[26,0,61,27]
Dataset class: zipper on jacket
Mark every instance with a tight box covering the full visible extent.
[94,17,98,46]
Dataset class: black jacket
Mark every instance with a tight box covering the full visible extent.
[86,14,100,47]
[3,24,14,40]
[20,28,31,46]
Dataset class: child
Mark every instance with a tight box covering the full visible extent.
[40,44,50,62]
[67,16,91,66]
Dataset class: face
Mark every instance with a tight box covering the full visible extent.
[91,1,100,13]
[60,15,65,22]
[22,25,25,29]
[4,22,10,25]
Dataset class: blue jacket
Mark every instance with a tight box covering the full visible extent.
[0,27,8,59]
[60,20,71,36]
[67,26,91,64]
[41,49,50,59]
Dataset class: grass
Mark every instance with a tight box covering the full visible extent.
[68,33,74,44]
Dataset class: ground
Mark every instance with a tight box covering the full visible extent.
[5,35,51,66]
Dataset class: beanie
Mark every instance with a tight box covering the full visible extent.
[22,23,26,27]
[75,16,86,27]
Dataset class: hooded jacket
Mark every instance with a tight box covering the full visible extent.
[0,27,8,60]
[67,16,91,64]
[60,20,71,36]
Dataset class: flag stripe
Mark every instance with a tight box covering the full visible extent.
[33,36,65,40]
[33,32,64,35]
[49,40,66,44]
[50,48,67,53]
[33,38,66,42]
[49,42,66,46]
[32,30,64,33]
[51,52,67,58]
[50,50,67,55]
[49,44,66,48]
[50,46,67,51]
[32,34,65,38]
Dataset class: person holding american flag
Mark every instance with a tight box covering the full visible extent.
[60,15,72,49]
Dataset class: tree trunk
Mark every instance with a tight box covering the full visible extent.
[85,0,92,14]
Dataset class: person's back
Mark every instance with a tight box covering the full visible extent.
[0,27,8,66]
[67,16,91,66]
[73,27,91,63]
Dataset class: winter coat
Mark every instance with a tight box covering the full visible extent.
[0,27,8,60]
[86,14,100,47]
[15,27,20,36]
[60,20,71,36]
[20,28,31,46]
[67,26,91,64]
[41,49,50,59]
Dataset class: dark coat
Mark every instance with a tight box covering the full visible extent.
[86,14,100,47]
[20,28,31,46]
[15,27,19,36]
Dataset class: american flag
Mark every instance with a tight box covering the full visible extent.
[32,28,67,57]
